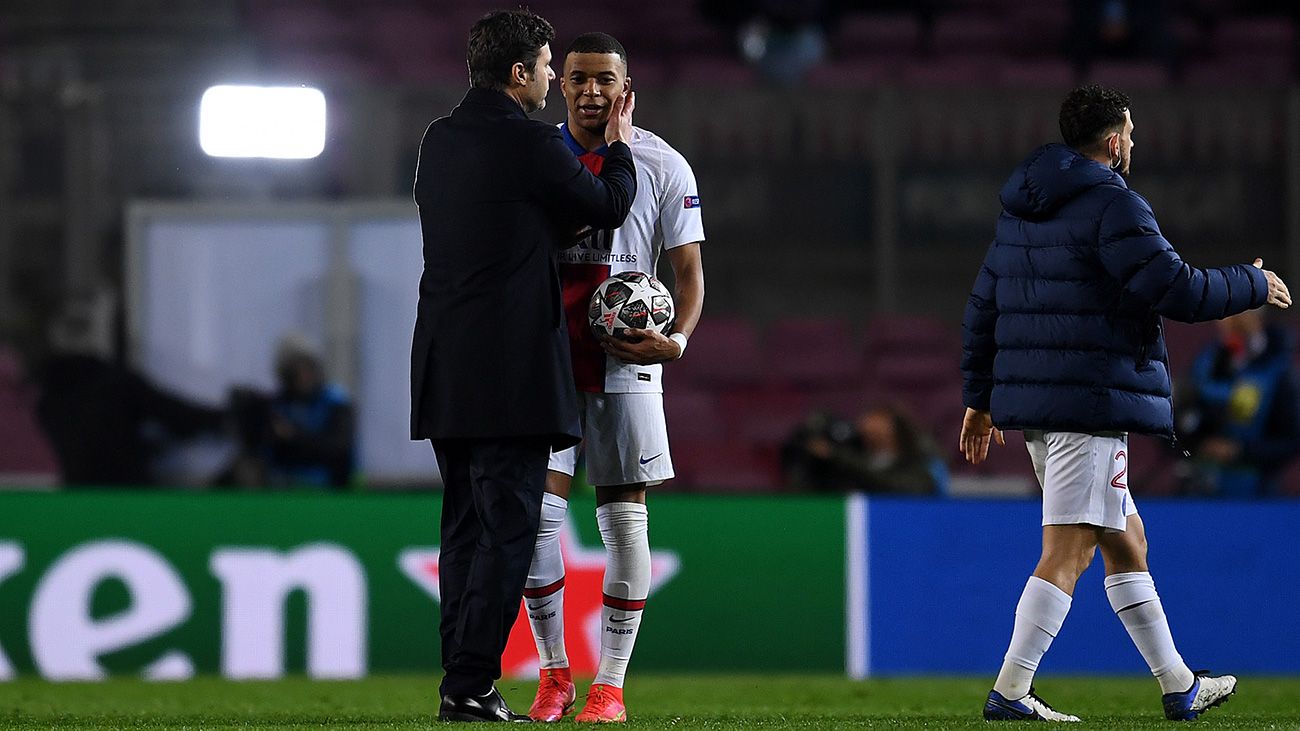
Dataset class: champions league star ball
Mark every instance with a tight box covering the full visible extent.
[588,271,675,339]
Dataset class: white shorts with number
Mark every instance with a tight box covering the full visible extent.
[548,392,673,487]
[1024,430,1138,533]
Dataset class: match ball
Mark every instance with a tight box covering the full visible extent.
[588,271,675,339]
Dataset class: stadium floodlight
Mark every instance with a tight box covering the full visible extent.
[199,85,326,159]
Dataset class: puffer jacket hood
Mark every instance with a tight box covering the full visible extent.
[999,143,1123,221]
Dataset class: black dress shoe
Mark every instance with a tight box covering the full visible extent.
[439,686,532,722]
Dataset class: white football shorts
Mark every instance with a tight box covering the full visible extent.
[548,392,674,487]
[1024,430,1137,533]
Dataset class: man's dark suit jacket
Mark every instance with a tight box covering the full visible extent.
[412,87,637,449]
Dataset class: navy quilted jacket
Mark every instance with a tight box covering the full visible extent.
[961,144,1269,436]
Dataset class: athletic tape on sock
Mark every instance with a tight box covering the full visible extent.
[1020,576,1073,637]
[1104,571,1158,613]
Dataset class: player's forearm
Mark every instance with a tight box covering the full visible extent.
[669,257,704,339]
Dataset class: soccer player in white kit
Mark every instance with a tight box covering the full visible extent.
[524,33,705,723]
[961,85,1291,722]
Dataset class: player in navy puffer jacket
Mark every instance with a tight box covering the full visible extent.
[960,85,1291,724]
[961,140,1270,437]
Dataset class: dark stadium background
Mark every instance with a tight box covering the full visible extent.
[0,0,1298,706]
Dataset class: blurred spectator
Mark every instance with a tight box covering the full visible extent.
[35,297,225,486]
[702,0,841,84]
[782,410,859,490]
[783,403,949,494]
[1069,0,1180,78]
[1175,309,1300,496]
[232,335,354,489]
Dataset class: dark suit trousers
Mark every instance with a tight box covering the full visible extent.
[433,437,549,697]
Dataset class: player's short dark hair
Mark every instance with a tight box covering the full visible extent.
[1058,84,1130,151]
[565,32,628,70]
[467,9,555,90]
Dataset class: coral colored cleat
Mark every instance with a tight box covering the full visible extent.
[528,667,577,722]
[575,683,628,723]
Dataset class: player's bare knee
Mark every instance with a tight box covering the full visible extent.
[1052,544,1096,580]
[1036,542,1095,584]
[1101,532,1148,573]
[544,470,574,500]
[1078,544,1099,575]
[595,484,647,506]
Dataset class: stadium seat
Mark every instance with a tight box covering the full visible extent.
[1212,17,1295,54]
[864,314,956,354]
[248,3,353,48]
[834,14,922,57]
[672,55,756,86]
[1086,61,1170,89]
[671,316,764,387]
[1186,54,1293,87]
[1162,320,1216,377]
[931,14,1007,55]
[1004,5,1070,56]
[624,59,670,88]
[1127,434,1181,497]
[804,385,881,420]
[997,60,1075,88]
[673,440,780,492]
[267,47,380,83]
[806,60,897,89]
[907,381,964,435]
[359,6,446,56]
[871,352,953,389]
[662,386,727,442]
[900,55,1000,86]
[766,317,864,386]
[966,429,1037,481]
[658,20,734,57]
[720,388,810,447]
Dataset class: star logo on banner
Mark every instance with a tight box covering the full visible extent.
[398,520,680,678]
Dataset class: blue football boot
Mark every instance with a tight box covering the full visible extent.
[984,689,1081,722]
[1163,673,1237,721]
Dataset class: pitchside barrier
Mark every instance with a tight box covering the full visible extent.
[0,491,1295,680]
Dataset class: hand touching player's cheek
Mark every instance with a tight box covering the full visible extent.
[599,329,681,364]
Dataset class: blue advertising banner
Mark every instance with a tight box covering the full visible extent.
[847,496,1300,676]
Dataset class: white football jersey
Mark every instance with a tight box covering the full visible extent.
[557,123,705,393]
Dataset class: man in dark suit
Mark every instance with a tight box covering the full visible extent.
[411,8,638,723]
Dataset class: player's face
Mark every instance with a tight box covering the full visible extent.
[519,44,555,113]
[562,52,630,134]
[1108,109,1134,176]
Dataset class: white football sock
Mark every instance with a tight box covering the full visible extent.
[593,502,650,688]
[994,576,1073,700]
[1105,571,1195,694]
[525,492,569,669]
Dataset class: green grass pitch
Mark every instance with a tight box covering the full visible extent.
[1,675,1297,729]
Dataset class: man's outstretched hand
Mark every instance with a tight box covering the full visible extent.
[1254,258,1291,309]
[960,407,1004,465]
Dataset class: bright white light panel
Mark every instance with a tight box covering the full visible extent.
[199,85,326,159]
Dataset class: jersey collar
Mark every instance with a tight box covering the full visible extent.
[561,122,608,157]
